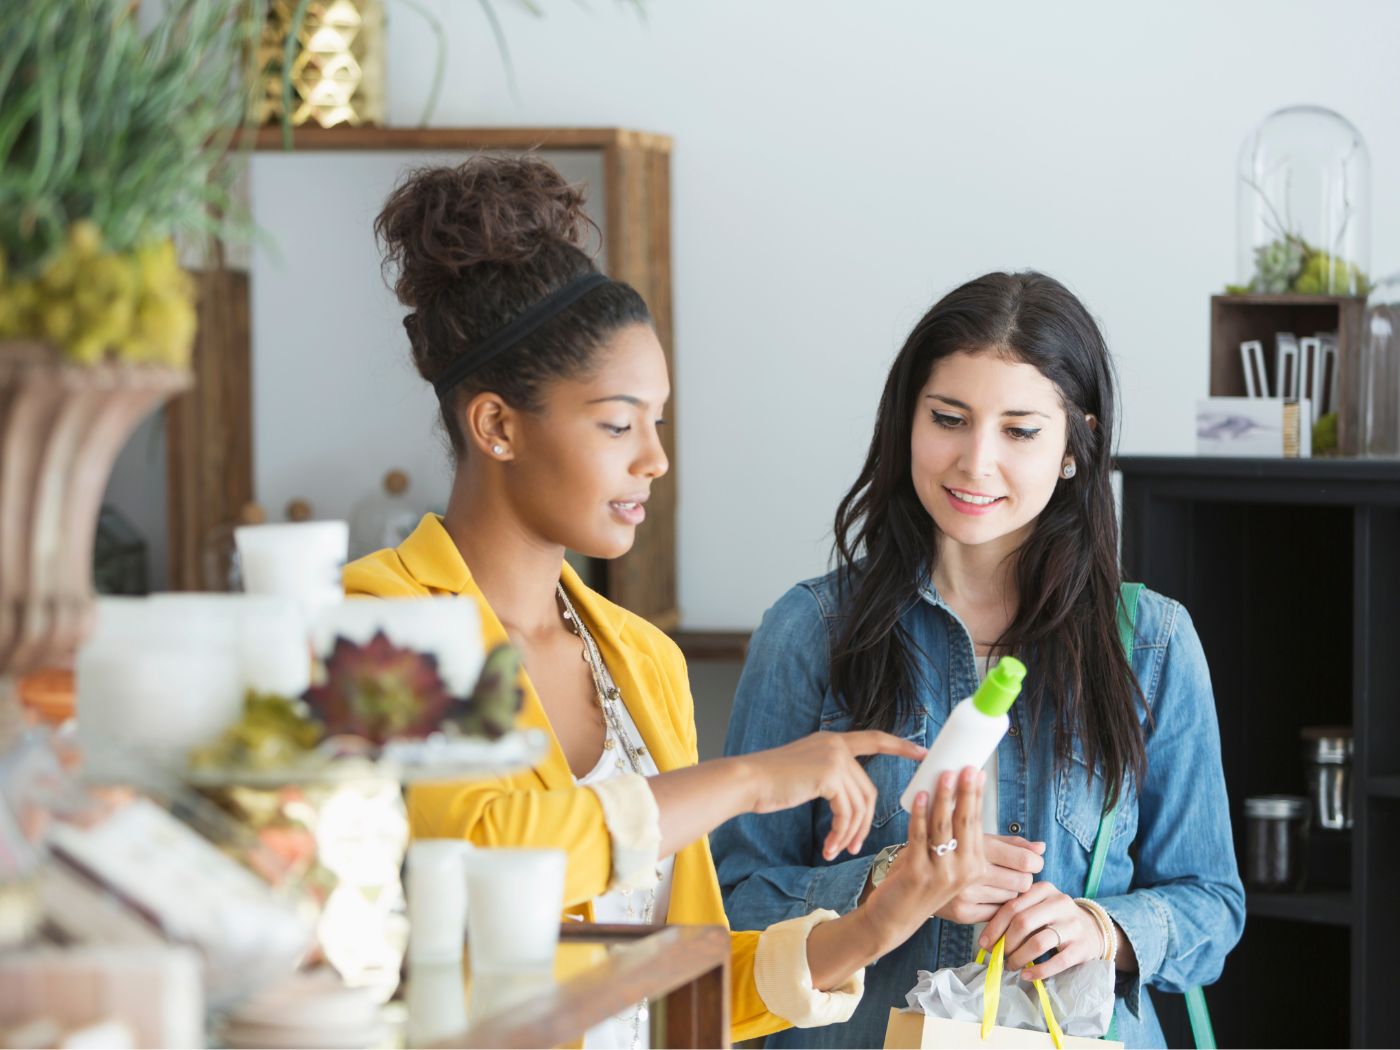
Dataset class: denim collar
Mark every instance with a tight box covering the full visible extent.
[915,570,949,611]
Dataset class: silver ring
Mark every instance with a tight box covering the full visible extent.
[1047,926,1062,949]
[930,838,958,857]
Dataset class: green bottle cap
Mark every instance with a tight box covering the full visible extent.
[972,656,1026,716]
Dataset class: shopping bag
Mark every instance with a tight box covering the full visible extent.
[883,936,1124,1050]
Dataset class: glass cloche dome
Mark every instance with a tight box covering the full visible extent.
[1235,105,1370,296]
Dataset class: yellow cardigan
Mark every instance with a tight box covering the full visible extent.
[344,515,793,1042]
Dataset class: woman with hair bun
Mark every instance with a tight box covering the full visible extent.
[345,155,988,1046]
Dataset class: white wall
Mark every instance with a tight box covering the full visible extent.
[254,0,1400,628]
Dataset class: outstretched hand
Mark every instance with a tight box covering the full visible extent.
[745,730,928,860]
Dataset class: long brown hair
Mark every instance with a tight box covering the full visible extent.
[831,272,1145,803]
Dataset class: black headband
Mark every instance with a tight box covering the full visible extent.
[431,272,612,400]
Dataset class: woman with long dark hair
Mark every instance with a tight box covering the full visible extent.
[712,272,1244,1048]
[345,155,990,1047]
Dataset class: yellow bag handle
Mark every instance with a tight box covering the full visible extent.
[1033,976,1067,1049]
[974,936,1066,1050]
[978,937,1004,1040]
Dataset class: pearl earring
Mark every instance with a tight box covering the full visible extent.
[491,444,505,456]
[1062,462,1077,479]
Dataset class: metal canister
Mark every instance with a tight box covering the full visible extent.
[1243,795,1310,892]
[1301,726,1353,830]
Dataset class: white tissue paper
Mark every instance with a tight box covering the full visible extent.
[905,956,1116,1037]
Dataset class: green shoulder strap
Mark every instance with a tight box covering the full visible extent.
[1090,583,1217,1049]
[1084,582,1142,897]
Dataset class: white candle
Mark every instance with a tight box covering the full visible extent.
[462,849,565,975]
[407,840,474,965]
[235,521,349,622]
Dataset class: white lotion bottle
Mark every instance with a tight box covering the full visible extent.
[900,655,1026,813]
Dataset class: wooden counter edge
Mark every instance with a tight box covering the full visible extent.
[434,923,731,1049]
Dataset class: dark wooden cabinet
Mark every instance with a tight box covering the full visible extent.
[1118,455,1400,1048]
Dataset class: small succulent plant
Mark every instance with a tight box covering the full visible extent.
[303,630,463,744]
[1249,237,1306,294]
[1236,237,1372,297]
[190,637,528,772]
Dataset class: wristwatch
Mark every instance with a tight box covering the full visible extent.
[869,842,908,888]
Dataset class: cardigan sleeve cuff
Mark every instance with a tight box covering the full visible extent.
[586,773,662,892]
[753,909,865,1028]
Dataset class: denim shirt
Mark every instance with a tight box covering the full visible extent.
[711,570,1245,1049]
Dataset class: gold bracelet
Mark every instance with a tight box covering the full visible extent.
[869,842,907,889]
[1073,897,1118,963]
[1075,898,1112,960]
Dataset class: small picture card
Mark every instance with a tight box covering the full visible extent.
[1196,397,1312,458]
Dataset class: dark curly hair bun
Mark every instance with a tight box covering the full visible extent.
[374,153,651,455]
[376,155,596,308]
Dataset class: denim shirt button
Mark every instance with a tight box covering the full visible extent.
[1009,822,1022,834]
[1008,724,1020,736]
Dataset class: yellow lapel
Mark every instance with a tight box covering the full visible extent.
[392,516,683,786]
[393,516,569,793]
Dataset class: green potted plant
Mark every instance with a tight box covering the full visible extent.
[0,0,258,736]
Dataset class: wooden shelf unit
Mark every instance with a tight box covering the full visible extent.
[1118,455,1400,1049]
[1208,293,1365,452]
[241,125,672,153]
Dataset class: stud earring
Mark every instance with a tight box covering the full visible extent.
[491,444,505,456]
[1062,462,1077,479]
